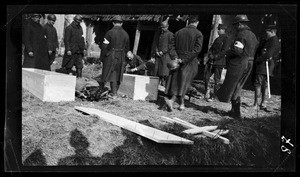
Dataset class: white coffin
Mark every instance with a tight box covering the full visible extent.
[108,74,159,101]
[22,68,76,102]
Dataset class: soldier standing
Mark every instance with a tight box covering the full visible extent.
[249,25,280,110]
[62,15,86,78]
[44,14,59,65]
[216,15,258,119]
[150,20,177,87]
[98,15,130,99]
[164,15,203,111]
[204,23,230,102]
[23,14,50,71]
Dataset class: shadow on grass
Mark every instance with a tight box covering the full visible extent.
[53,114,281,169]
[57,128,103,165]
[87,115,281,168]
[23,148,47,166]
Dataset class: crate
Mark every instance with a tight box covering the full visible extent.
[107,74,159,101]
[22,68,76,102]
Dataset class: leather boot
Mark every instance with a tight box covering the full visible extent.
[165,95,176,112]
[178,96,185,111]
[227,100,235,117]
[260,87,267,109]
[76,68,82,78]
[205,89,211,101]
[233,97,242,119]
[109,82,117,99]
[66,68,72,75]
[247,86,260,108]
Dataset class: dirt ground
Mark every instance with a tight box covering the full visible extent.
[22,57,282,169]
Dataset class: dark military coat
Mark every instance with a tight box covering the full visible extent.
[253,36,280,76]
[100,26,130,82]
[151,29,177,77]
[165,25,203,97]
[22,19,50,71]
[209,34,231,67]
[216,26,258,103]
[63,21,85,54]
[43,23,59,52]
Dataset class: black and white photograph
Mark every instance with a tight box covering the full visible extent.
[4,4,296,173]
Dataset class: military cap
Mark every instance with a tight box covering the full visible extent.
[47,14,56,21]
[74,15,83,23]
[112,15,123,22]
[233,14,249,24]
[218,23,227,30]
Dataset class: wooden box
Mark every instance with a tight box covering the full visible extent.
[112,74,159,101]
[22,68,76,102]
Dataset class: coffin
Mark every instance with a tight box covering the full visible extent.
[22,68,76,102]
[118,74,159,101]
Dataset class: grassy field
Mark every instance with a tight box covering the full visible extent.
[22,57,282,170]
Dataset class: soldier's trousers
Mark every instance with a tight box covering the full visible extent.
[62,53,83,70]
[232,60,253,101]
[204,65,223,93]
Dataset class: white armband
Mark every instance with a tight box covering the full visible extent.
[234,41,244,49]
[103,38,110,44]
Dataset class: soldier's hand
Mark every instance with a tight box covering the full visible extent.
[28,52,33,57]
[67,51,72,55]
[48,50,52,55]
[176,58,183,63]
[158,51,163,56]
[156,51,161,57]
[130,68,138,72]
[149,58,155,63]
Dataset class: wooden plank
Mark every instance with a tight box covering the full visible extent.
[133,22,141,55]
[161,116,195,129]
[211,129,229,135]
[202,130,230,144]
[22,68,76,102]
[183,126,218,135]
[75,106,193,145]
[173,117,199,129]
[118,74,159,101]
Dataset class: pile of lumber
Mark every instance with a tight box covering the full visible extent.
[75,106,229,145]
[161,116,230,144]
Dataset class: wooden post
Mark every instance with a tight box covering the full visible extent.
[208,15,222,50]
[86,23,94,57]
[133,21,141,55]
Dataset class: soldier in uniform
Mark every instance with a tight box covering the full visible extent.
[249,25,280,110]
[62,15,86,78]
[204,23,230,102]
[98,15,130,99]
[43,14,59,65]
[125,51,147,75]
[164,15,203,111]
[216,15,258,119]
[150,20,177,87]
[23,14,50,71]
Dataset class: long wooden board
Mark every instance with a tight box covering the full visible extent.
[183,126,218,135]
[202,130,230,144]
[161,116,229,144]
[75,106,193,145]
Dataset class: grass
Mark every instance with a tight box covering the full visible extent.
[22,57,283,170]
